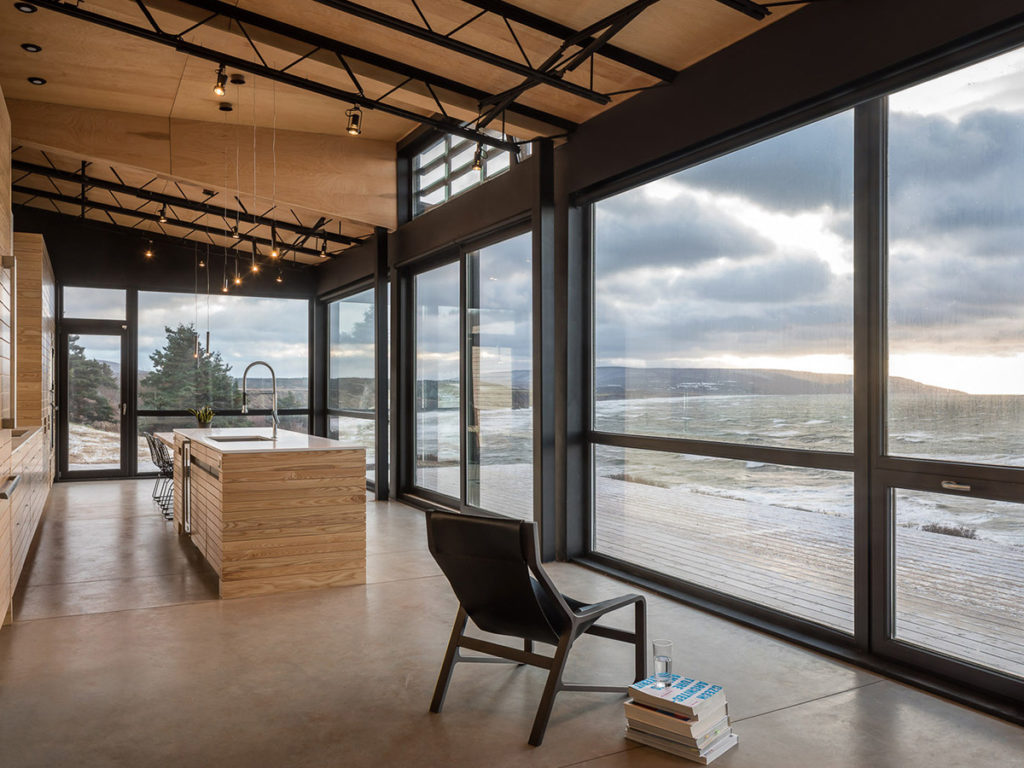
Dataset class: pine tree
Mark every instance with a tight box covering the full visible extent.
[68,335,118,425]
[140,324,239,411]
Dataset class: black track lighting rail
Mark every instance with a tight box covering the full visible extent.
[457,0,677,82]
[12,184,329,258]
[311,0,611,105]
[30,0,520,152]
[173,0,577,133]
[12,159,360,246]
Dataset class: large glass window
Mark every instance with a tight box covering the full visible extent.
[887,50,1024,467]
[414,262,461,498]
[466,233,533,520]
[328,287,376,481]
[591,109,855,632]
[136,291,310,467]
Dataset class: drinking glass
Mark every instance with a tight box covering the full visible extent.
[652,639,672,687]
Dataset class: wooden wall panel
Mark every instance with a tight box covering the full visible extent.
[0,85,11,259]
[13,233,54,429]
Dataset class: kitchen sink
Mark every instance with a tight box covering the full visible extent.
[205,435,275,443]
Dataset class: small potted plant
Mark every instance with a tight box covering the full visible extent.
[188,406,215,428]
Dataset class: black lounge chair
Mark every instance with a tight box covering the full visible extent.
[426,509,647,746]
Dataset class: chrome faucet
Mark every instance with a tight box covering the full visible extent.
[241,360,279,439]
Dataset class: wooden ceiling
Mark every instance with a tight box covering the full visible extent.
[1,0,804,261]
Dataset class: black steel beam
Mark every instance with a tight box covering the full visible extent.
[174,0,576,132]
[12,184,327,258]
[311,0,610,105]
[459,0,676,82]
[713,0,772,20]
[13,159,360,246]
[30,0,520,152]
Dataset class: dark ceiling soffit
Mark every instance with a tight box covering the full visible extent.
[459,0,676,81]
[14,205,315,274]
[311,0,610,105]
[12,159,360,246]
[12,184,329,259]
[30,0,519,152]
[174,0,577,133]
[716,0,772,20]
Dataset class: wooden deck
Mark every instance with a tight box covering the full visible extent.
[423,464,1024,680]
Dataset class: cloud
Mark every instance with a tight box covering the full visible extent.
[595,185,772,274]
[687,256,833,303]
[677,109,854,214]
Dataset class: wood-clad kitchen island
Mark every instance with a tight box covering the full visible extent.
[166,428,366,599]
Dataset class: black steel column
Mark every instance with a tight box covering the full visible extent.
[533,139,557,560]
[311,298,327,437]
[373,227,390,500]
[562,203,587,560]
[855,97,888,653]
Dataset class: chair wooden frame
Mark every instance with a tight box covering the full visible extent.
[426,510,647,746]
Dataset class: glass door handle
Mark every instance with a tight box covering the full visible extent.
[121,403,127,416]
[941,480,971,492]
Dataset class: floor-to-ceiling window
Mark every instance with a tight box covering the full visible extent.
[879,47,1024,688]
[327,286,376,482]
[406,230,534,521]
[584,40,1024,705]
[137,290,310,472]
[590,110,856,633]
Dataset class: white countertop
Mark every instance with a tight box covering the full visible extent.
[172,427,363,454]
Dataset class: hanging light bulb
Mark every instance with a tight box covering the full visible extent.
[275,270,283,284]
[319,238,328,259]
[270,226,279,259]
[193,334,200,359]
[159,204,168,223]
[213,64,227,97]
[234,256,242,286]
[471,143,483,172]
[345,105,362,136]
[250,239,260,273]
[199,257,206,268]
[222,276,229,293]
[144,240,154,259]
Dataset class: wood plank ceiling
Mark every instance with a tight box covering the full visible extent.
[1,0,804,265]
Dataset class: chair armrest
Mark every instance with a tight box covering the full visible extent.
[572,592,645,621]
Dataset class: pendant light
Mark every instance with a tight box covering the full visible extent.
[159,204,168,223]
[144,240,154,259]
[471,143,483,172]
[234,256,242,286]
[250,238,259,273]
[270,226,279,259]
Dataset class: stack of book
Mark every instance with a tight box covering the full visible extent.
[624,674,737,764]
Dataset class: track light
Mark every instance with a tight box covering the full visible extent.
[213,64,227,97]
[346,105,362,136]
[144,240,154,259]
[231,223,240,239]
[319,239,328,259]
[270,227,279,259]
[471,143,483,172]
[159,204,168,223]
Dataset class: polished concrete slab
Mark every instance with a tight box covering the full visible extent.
[1,481,1022,767]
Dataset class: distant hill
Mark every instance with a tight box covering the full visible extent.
[593,367,967,400]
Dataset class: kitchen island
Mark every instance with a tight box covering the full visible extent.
[169,427,366,599]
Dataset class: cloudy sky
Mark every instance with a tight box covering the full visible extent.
[63,286,310,378]
[595,46,1024,395]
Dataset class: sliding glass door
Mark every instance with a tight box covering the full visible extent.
[405,230,534,521]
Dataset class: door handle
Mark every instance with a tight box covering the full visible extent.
[121,402,127,416]
[941,480,971,492]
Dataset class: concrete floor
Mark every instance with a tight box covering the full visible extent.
[1,481,1022,767]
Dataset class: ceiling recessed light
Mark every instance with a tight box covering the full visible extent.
[14,2,37,13]
[218,102,233,112]
[27,76,46,85]
[229,73,245,86]
[21,43,42,53]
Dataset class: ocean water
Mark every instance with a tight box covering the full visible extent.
[415,392,1023,546]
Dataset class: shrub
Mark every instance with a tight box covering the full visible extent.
[921,522,977,539]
